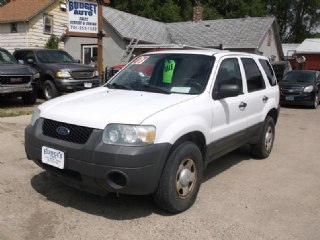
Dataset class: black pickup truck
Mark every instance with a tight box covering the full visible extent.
[0,47,38,104]
[13,49,100,100]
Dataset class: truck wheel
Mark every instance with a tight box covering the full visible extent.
[153,142,203,213]
[251,116,275,159]
[22,90,37,105]
[43,80,58,100]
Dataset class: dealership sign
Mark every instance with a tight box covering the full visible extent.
[68,0,98,33]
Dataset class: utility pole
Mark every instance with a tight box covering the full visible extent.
[97,0,104,84]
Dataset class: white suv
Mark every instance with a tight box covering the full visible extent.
[25,50,280,213]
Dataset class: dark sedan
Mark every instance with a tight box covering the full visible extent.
[279,70,320,109]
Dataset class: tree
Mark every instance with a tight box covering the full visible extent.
[44,34,59,49]
[267,0,320,43]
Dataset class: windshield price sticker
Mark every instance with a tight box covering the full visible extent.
[68,0,98,33]
[163,59,176,83]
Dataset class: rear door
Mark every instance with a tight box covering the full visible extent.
[239,57,270,129]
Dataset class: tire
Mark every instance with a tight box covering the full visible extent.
[43,80,58,100]
[153,142,203,213]
[312,93,318,109]
[22,89,37,105]
[251,116,275,159]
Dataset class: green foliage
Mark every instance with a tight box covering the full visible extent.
[109,0,320,43]
[44,34,59,49]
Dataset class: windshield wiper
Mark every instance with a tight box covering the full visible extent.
[107,83,132,90]
[131,85,171,94]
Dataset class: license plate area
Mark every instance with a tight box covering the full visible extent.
[41,146,65,169]
[84,82,92,88]
[286,96,294,101]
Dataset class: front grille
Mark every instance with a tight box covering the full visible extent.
[71,71,94,79]
[0,75,31,85]
[280,86,303,96]
[43,119,93,144]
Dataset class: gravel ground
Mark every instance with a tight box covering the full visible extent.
[0,106,320,240]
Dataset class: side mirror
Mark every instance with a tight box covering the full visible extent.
[26,58,35,65]
[76,59,81,63]
[214,84,239,100]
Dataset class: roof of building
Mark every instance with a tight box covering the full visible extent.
[0,0,55,23]
[295,39,320,54]
[103,7,278,51]
[103,7,170,44]
[167,17,275,49]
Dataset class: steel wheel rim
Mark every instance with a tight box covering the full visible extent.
[176,157,197,199]
[265,126,273,151]
[44,85,52,99]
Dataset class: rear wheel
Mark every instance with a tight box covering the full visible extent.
[153,142,203,213]
[43,80,58,100]
[251,116,275,159]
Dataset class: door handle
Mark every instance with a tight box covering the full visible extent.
[263,96,269,103]
[239,102,247,109]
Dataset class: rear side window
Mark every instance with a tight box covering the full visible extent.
[259,59,277,86]
[241,58,265,92]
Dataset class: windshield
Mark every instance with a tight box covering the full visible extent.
[283,71,315,83]
[106,53,214,95]
[35,50,76,63]
[0,48,18,64]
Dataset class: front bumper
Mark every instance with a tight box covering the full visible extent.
[55,78,100,92]
[25,118,171,195]
[280,92,316,106]
[0,83,32,94]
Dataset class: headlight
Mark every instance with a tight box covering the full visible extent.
[304,86,314,93]
[32,72,40,80]
[56,70,71,78]
[30,108,41,126]
[94,70,99,77]
[102,124,156,146]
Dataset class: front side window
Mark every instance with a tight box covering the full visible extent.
[0,48,17,64]
[213,58,243,98]
[35,50,75,63]
[43,14,53,34]
[241,58,265,92]
[259,59,277,86]
[107,54,215,95]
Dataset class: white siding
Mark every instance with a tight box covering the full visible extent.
[258,27,280,62]
[28,2,68,49]
[0,23,28,52]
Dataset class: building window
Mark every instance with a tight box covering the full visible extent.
[10,22,17,33]
[43,14,53,34]
[82,45,98,65]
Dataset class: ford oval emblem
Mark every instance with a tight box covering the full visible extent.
[56,126,70,136]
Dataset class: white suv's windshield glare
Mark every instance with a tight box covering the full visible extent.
[106,54,215,94]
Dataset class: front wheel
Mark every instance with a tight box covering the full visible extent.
[312,94,319,109]
[251,116,275,159]
[43,80,58,100]
[153,142,203,213]
[22,89,37,105]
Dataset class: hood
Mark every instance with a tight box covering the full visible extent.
[41,62,95,72]
[279,81,314,88]
[0,63,33,75]
[39,87,197,129]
